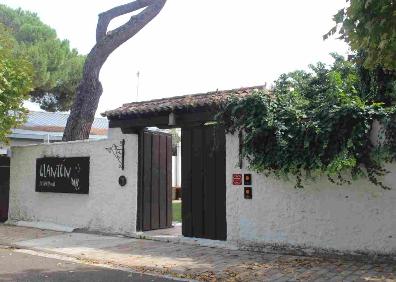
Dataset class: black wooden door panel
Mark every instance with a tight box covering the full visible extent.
[181,129,193,236]
[182,125,227,240]
[0,157,10,223]
[214,128,227,240]
[138,131,172,231]
[203,126,216,239]
[191,128,204,238]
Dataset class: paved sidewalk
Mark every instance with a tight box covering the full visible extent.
[0,248,176,282]
[0,224,395,281]
[0,225,60,245]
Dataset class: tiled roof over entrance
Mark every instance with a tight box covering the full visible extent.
[103,85,266,118]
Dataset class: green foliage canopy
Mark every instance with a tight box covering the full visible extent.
[218,55,396,188]
[0,4,85,111]
[324,0,396,70]
[0,24,33,144]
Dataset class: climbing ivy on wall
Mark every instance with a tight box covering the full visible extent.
[217,54,396,189]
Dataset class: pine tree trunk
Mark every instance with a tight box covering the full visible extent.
[63,0,166,141]
[62,72,103,140]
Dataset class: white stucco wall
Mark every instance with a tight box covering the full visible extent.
[8,128,139,235]
[226,134,396,256]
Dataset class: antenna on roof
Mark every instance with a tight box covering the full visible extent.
[136,71,140,102]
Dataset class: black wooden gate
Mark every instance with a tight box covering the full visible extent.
[181,125,227,240]
[0,156,10,223]
[137,131,172,231]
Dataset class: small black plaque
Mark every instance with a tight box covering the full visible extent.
[244,174,252,185]
[36,157,89,194]
[244,187,252,199]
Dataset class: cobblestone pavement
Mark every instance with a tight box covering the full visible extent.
[98,240,396,282]
[0,225,395,281]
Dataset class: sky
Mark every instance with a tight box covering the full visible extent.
[2,0,349,116]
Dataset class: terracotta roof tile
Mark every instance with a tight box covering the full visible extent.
[103,85,266,118]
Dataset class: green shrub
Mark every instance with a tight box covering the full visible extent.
[218,55,396,189]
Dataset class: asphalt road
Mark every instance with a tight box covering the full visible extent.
[0,248,179,282]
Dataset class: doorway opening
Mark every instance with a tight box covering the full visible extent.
[136,128,182,239]
[171,128,182,229]
[136,124,227,241]
[136,129,173,232]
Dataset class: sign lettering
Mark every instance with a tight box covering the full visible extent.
[36,157,89,194]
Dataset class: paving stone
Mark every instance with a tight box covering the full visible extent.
[313,278,328,282]
[1,225,395,282]
[343,275,361,282]
[274,275,295,282]
[267,272,285,281]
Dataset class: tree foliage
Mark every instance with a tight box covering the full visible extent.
[324,0,396,70]
[0,4,85,111]
[354,51,396,106]
[0,24,33,144]
[218,55,396,188]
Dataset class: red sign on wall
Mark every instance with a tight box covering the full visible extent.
[232,174,242,185]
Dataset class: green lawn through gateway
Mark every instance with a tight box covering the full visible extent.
[172,201,181,222]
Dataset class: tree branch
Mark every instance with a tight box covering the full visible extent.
[96,0,163,42]
[63,0,167,141]
[92,0,166,68]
